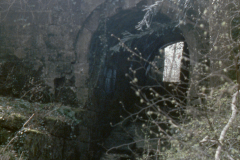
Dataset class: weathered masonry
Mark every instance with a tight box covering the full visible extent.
[0,0,206,105]
[0,0,215,159]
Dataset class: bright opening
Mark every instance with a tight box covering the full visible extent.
[162,42,184,82]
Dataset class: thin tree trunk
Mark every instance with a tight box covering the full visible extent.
[215,91,238,160]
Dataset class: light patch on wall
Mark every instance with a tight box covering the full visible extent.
[14,47,27,59]
[163,42,184,82]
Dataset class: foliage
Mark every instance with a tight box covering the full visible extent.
[160,82,240,159]
[108,0,240,159]
[0,61,52,103]
[0,96,82,159]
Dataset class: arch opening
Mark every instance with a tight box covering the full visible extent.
[88,7,190,158]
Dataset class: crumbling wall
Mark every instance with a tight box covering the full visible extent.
[0,0,209,159]
[0,0,143,106]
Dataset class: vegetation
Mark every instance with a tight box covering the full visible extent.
[0,96,82,159]
[0,61,52,103]
[108,0,240,160]
[0,0,240,159]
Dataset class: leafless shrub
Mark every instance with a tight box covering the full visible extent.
[108,0,240,159]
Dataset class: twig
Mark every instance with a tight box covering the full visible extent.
[23,113,35,127]
[227,153,234,160]
[2,114,35,153]
[19,151,24,160]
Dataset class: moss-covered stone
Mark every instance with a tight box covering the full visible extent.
[0,113,26,131]
[0,95,87,160]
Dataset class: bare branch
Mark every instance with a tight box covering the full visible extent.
[215,91,238,160]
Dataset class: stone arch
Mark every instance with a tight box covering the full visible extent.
[87,1,199,114]
[73,0,146,105]
[73,0,206,106]
[86,4,194,158]
[78,1,207,158]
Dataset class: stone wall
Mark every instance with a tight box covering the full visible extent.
[0,0,206,105]
[0,0,145,106]
[0,0,209,159]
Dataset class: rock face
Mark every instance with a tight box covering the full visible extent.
[0,0,206,106]
[0,0,210,159]
[0,0,144,106]
[0,96,88,160]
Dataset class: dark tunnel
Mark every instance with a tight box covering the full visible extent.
[88,7,190,158]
